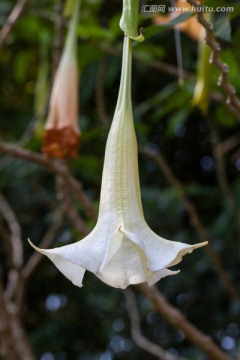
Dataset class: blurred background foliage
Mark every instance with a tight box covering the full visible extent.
[0,0,240,359]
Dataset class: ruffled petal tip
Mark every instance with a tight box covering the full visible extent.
[168,241,208,268]
[28,239,85,287]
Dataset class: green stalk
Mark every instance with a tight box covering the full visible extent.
[64,0,81,56]
[120,0,144,42]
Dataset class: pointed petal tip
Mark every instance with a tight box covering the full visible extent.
[72,279,84,288]
[192,241,208,250]
[28,238,37,249]
[28,238,46,255]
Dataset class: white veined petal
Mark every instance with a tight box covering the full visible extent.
[99,230,124,272]
[123,227,207,272]
[147,268,180,286]
[28,224,112,274]
[28,239,85,286]
[96,235,149,289]
[47,253,85,287]
[96,233,182,289]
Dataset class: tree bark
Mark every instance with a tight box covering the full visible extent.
[136,284,232,360]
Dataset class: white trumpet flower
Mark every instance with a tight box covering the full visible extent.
[29,37,207,289]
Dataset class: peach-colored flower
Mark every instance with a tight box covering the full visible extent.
[42,2,80,159]
[153,0,203,41]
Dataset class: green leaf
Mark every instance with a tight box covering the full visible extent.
[77,44,103,67]
[166,108,189,137]
[216,105,237,127]
[14,51,35,83]
[213,14,231,42]
[109,12,123,40]
[77,24,113,40]
[133,42,165,63]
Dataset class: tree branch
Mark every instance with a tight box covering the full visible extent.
[209,123,240,242]
[0,220,13,267]
[136,284,232,360]
[187,0,240,118]
[99,42,193,80]
[124,288,187,360]
[0,276,18,360]
[0,141,98,221]
[9,311,36,360]
[139,146,240,302]
[0,193,23,269]
[56,176,90,236]
[99,42,240,121]
[0,0,30,49]
[215,133,240,156]
[23,209,65,281]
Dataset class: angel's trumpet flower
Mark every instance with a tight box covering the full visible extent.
[153,0,203,41]
[42,0,80,159]
[29,37,207,289]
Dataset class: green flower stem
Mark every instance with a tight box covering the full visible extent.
[120,0,144,42]
[65,0,81,56]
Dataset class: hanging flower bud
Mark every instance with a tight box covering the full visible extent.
[42,0,80,159]
[29,36,207,289]
[191,14,212,115]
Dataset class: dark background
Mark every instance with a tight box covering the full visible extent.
[0,0,239,359]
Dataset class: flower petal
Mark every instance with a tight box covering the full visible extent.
[123,227,207,272]
[28,239,85,287]
[99,229,124,272]
[95,233,180,289]
[28,223,113,275]
[95,235,149,288]
[147,268,180,286]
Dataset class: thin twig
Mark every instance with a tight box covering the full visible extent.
[0,140,239,300]
[136,284,232,360]
[0,193,23,269]
[32,182,57,211]
[23,209,65,281]
[215,133,240,156]
[8,311,36,360]
[99,42,193,80]
[0,0,30,49]
[99,43,240,121]
[1,273,36,360]
[124,288,186,360]
[4,269,20,303]
[0,220,13,266]
[0,101,48,170]
[139,146,240,302]
[56,176,90,236]
[209,123,240,242]
[0,141,98,221]
[53,0,66,72]
[187,0,240,118]
[0,275,18,360]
